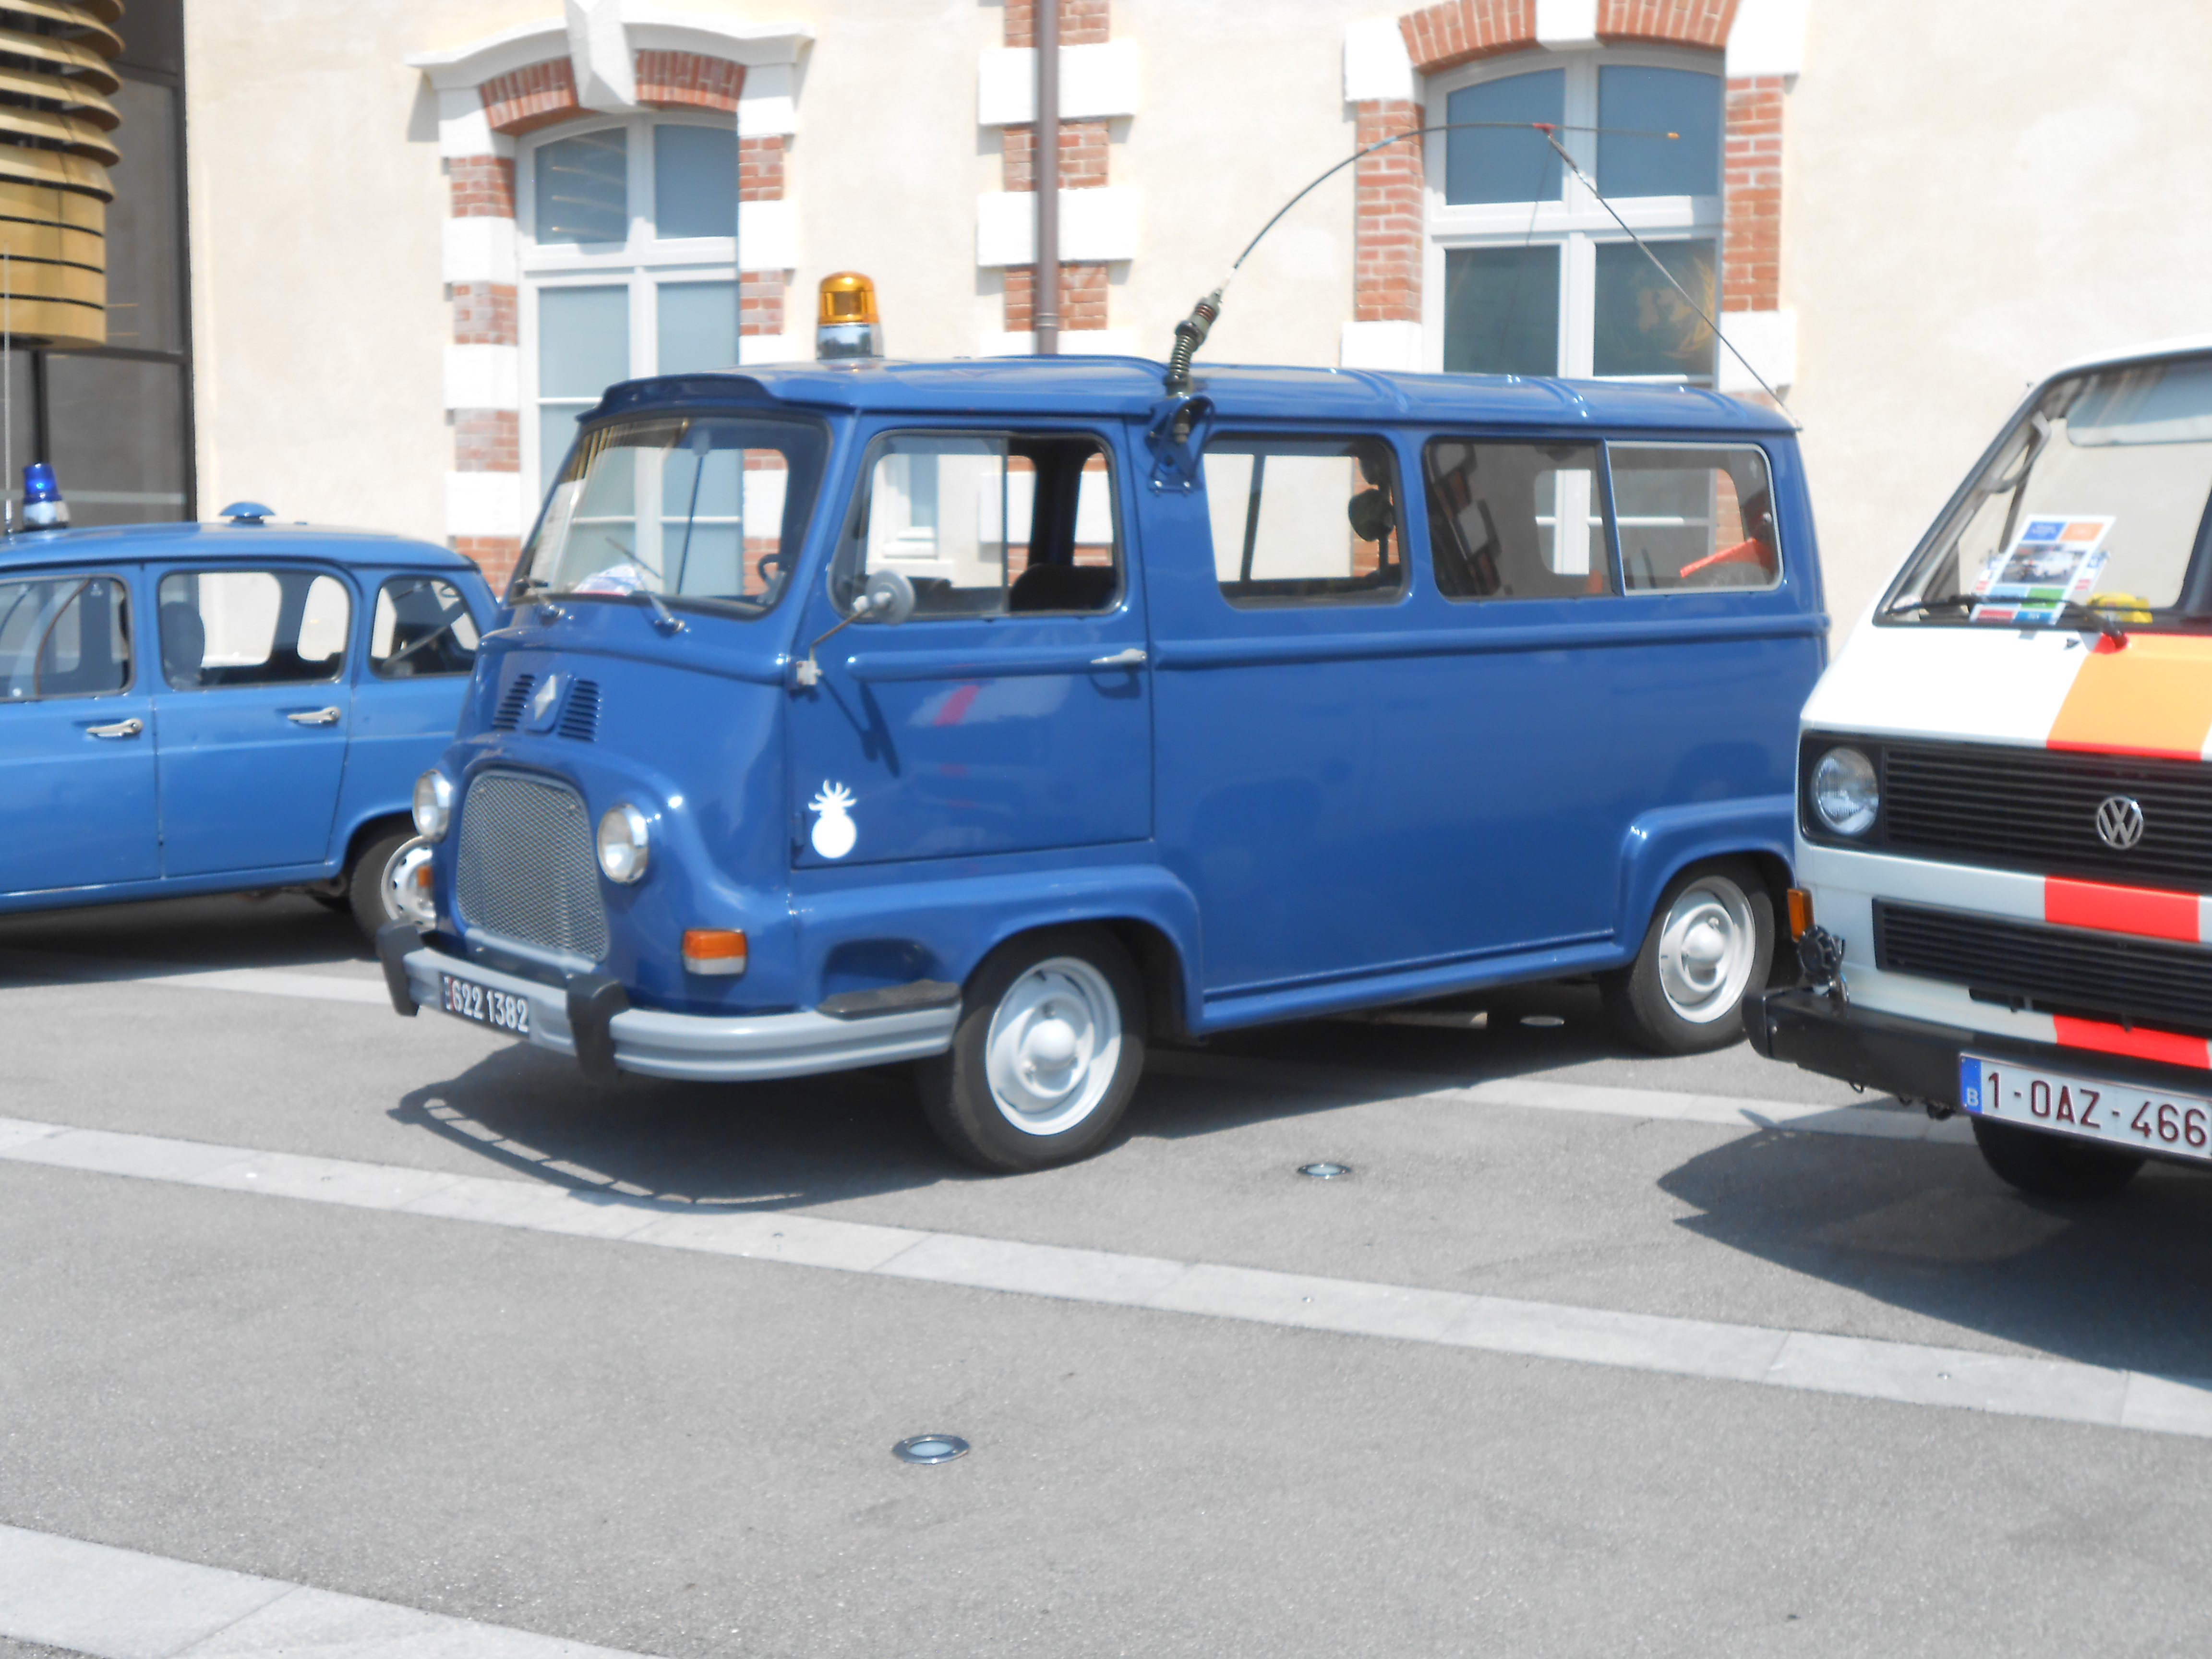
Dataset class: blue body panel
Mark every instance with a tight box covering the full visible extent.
[431,357,1824,1038]
[0,522,496,914]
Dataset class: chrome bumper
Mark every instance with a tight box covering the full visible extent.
[391,940,959,1083]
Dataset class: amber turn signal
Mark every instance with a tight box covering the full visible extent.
[1786,888,1813,939]
[682,928,748,977]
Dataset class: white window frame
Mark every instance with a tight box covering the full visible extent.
[517,111,742,507]
[1422,46,1724,381]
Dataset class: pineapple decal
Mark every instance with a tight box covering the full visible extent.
[808,781,858,859]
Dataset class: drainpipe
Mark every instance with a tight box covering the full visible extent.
[1034,0,1059,355]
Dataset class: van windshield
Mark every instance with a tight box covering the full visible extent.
[518,412,827,615]
[1884,356,2212,628]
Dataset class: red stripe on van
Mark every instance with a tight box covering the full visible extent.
[2044,877,2201,942]
[2052,1016,2212,1070]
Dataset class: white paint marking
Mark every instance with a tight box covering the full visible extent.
[2,1119,2205,1441]
[0,1521,659,1658]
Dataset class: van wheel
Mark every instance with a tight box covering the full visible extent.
[917,926,1147,1172]
[1970,1116,2143,1200]
[1603,860,1773,1055]
[346,828,424,941]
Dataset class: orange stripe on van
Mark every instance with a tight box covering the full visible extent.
[2052,1015,2212,1070]
[2046,633,2212,758]
[2045,877,2201,942]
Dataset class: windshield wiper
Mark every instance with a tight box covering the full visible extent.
[2052,599,2128,646]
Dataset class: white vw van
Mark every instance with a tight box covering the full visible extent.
[1749,337,2212,1198]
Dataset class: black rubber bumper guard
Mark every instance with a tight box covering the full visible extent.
[1748,987,2212,1107]
[376,921,631,1083]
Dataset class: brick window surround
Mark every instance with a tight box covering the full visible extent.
[1359,1,1777,341]
[1001,0,1113,337]
[443,49,765,589]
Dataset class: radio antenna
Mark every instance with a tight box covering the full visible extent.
[4,250,13,536]
[1164,120,1791,419]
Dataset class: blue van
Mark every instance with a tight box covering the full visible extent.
[380,358,1826,1168]
[0,507,496,937]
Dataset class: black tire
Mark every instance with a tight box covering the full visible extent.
[1970,1115,2143,1200]
[346,828,419,941]
[1603,858,1775,1056]
[917,925,1147,1172]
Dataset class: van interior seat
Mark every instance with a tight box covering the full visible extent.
[158,601,204,687]
[1008,563,1116,613]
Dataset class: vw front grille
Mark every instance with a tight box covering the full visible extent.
[455,771,609,962]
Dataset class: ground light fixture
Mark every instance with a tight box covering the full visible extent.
[1298,1162,1350,1180]
[892,1434,969,1465]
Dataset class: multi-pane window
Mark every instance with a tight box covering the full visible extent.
[1428,53,1723,384]
[1424,440,1611,600]
[1202,436,1407,607]
[523,118,740,501]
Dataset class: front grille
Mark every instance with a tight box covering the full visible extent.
[455,771,609,961]
[1838,737,2212,889]
[558,679,600,742]
[490,673,537,731]
[1875,901,2212,1039]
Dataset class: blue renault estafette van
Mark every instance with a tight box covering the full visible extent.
[381,358,1826,1169]
[1,508,496,937]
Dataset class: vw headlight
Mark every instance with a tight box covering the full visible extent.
[1811,746,1878,837]
[413,770,454,841]
[597,803,650,883]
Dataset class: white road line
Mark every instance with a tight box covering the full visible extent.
[1148,1049,1978,1145]
[0,950,1965,1146]
[0,1521,655,1658]
[1,1115,2203,1441]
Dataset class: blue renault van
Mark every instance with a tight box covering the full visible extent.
[0,507,496,937]
[380,357,1826,1168]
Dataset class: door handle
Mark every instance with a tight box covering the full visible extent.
[1089,647,1147,668]
[286,707,342,726]
[85,717,143,739]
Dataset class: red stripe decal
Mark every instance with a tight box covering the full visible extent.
[2044,877,2201,942]
[2053,1016,2212,1070]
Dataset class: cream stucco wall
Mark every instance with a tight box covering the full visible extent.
[1785,0,2212,633]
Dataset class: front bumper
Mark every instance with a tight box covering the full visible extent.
[1747,986,2212,1107]
[380,930,959,1083]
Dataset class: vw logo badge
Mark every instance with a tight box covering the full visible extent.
[2095,794,2146,851]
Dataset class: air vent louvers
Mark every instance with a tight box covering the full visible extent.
[490,672,536,731]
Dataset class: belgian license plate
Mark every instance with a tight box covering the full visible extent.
[1961,1053,2212,1164]
[439,972,531,1038]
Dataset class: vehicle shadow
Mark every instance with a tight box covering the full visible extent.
[0,891,372,967]
[1655,1122,2212,1380]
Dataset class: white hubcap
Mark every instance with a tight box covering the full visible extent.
[381,836,436,926]
[1655,877,1756,1023]
[983,957,1122,1136]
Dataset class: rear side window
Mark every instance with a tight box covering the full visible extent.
[1424,440,1612,601]
[158,569,352,689]
[842,431,1121,619]
[1203,435,1406,607]
[371,577,479,677]
[1611,445,1779,591]
[0,573,131,700]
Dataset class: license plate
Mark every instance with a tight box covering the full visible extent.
[1961,1053,2212,1165]
[439,972,531,1038]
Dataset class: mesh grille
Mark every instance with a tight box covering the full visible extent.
[491,673,537,732]
[558,679,601,743]
[1875,901,2212,1039]
[456,771,609,961]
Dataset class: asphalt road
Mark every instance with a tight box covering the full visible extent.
[4,893,2211,1657]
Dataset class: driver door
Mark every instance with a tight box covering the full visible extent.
[785,425,1151,867]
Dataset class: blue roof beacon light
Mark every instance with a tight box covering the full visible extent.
[20,462,65,530]
[221,501,274,525]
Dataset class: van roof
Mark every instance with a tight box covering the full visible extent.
[0,520,477,576]
[601,355,1798,434]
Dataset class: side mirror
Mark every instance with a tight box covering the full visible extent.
[856,567,914,626]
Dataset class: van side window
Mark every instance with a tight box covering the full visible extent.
[1611,445,1779,591]
[157,570,352,689]
[0,574,131,700]
[1423,440,1612,600]
[1203,435,1406,607]
[371,577,480,678]
[846,433,1120,619]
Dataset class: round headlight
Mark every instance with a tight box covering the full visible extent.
[597,802,650,884]
[413,770,454,841]
[1811,746,1879,837]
